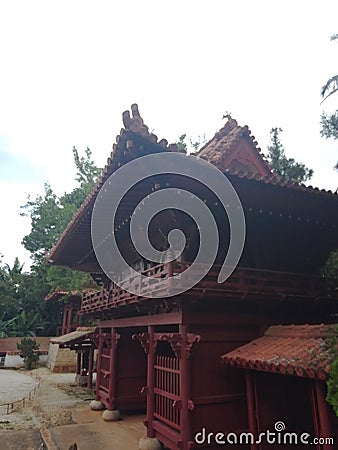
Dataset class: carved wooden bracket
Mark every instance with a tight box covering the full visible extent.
[102,331,120,350]
[132,333,156,354]
[155,333,201,359]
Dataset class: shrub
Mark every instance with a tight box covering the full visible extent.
[16,337,40,370]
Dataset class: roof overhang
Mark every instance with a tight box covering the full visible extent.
[50,327,97,348]
[221,324,335,380]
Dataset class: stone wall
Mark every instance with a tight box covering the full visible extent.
[4,353,48,368]
[47,343,77,373]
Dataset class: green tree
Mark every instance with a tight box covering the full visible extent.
[0,148,100,338]
[267,128,313,183]
[176,134,207,154]
[321,34,338,170]
[17,337,40,370]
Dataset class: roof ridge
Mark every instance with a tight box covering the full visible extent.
[47,104,175,264]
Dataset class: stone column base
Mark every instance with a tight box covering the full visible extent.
[102,409,121,421]
[139,437,162,450]
[90,400,105,411]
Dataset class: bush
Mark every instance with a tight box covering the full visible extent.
[16,337,40,370]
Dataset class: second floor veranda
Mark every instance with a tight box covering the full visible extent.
[81,262,337,315]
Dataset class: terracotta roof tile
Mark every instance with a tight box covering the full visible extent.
[47,104,176,264]
[0,337,52,354]
[197,115,272,177]
[221,324,336,380]
[47,106,338,266]
[50,327,96,346]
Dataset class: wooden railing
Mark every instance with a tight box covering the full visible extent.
[80,262,336,314]
[154,355,180,430]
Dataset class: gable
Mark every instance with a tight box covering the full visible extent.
[197,116,272,177]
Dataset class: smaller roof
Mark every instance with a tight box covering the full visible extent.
[50,327,96,347]
[221,324,335,380]
[197,115,272,177]
[0,337,52,355]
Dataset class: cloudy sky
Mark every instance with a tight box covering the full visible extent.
[0,0,337,269]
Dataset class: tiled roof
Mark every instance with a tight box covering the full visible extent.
[44,289,94,302]
[47,104,177,264]
[197,115,272,176]
[44,290,69,302]
[46,105,338,267]
[50,327,96,346]
[0,337,52,355]
[221,324,336,380]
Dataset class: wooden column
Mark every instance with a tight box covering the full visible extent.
[87,343,94,389]
[146,325,156,438]
[95,328,103,401]
[245,371,259,450]
[108,328,117,411]
[61,305,67,335]
[76,351,81,376]
[180,324,191,450]
[67,305,72,334]
[315,380,334,450]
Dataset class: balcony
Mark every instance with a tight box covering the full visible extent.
[80,262,337,315]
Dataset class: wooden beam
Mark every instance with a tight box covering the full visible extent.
[99,311,182,329]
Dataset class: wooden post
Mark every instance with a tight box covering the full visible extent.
[146,325,155,438]
[180,324,191,450]
[61,304,67,335]
[87,343,94,389]
[95,328,103,401]
[315,380,334,450]
[76,351,81,376]
[245,371,259,450]
[67,305,72,334]
[108,328,117,410]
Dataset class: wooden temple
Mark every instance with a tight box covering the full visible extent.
[47,105,338,449]
[44,290,81,336]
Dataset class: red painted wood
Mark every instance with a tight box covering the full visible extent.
[245,371,259,450]
[108,328,116,410]
[80,263,332,315]
[95,329,103,401]
[315,381,334,450]
[147,325,155,438]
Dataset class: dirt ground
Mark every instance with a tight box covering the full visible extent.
[0,368,94,449]
[0,368,148,450]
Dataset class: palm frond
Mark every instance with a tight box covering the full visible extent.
[321,75,338,103]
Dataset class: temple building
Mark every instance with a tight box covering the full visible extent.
[47,105,338,450]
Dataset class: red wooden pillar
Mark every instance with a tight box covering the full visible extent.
[146,325,156,438]
[245,371,259,450]
[76,351,81,376]
[61,305,67,335]
[180,324,191,450]
[67,305,72,334]
[315,380,334,450]
[87,343,94,389]
[108,328,117,411]
[95,328,103,401]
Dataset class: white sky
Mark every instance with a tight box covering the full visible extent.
[0,0,337,269]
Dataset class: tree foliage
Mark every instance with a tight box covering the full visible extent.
[17,337,40,370]
[321,34,338,170]
[176,134,207,154]
[267,128,313,183]
[0,147,101,337]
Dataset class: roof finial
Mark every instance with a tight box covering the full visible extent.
[222,111,232,121]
